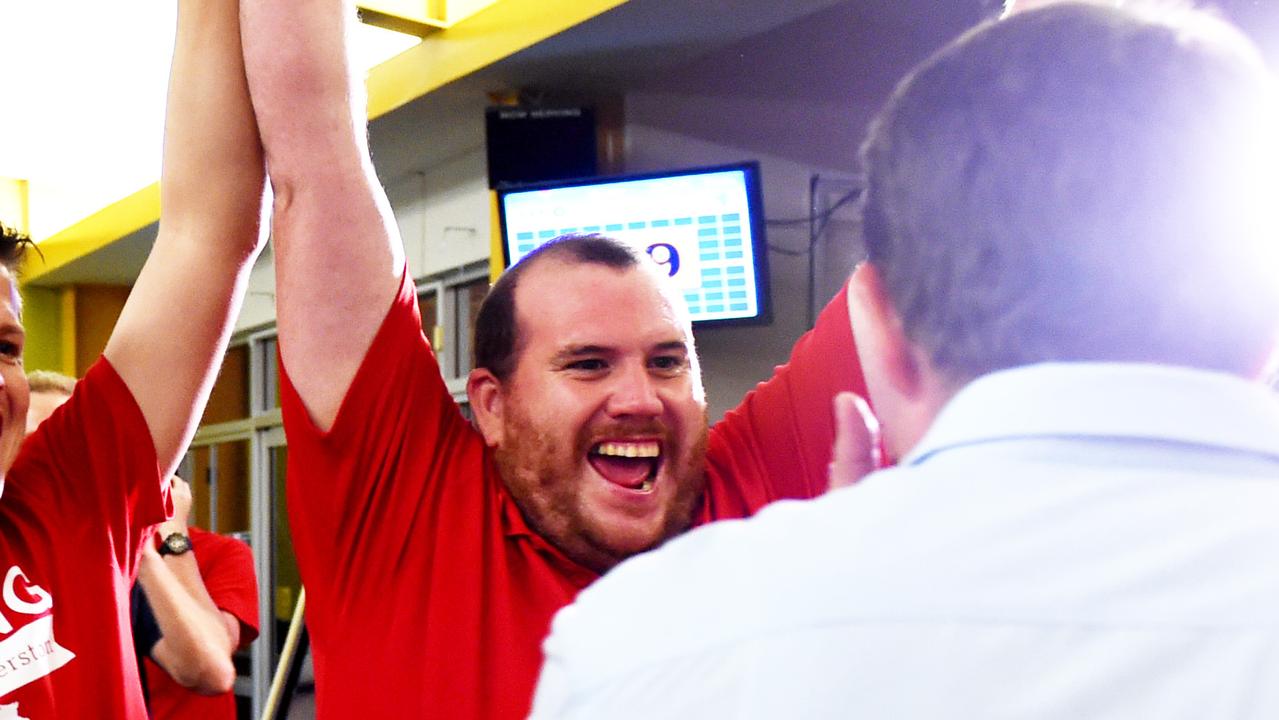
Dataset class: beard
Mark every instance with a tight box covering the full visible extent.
[495,405,709,574]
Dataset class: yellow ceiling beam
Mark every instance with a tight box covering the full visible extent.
[21,183,159,284]
[357,0,507,35]
[367,0,628,118]
[21,0,631,286]
[357,0,448,37]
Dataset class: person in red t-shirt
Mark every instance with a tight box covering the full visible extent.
[0,0,267,715]
[238,1,875,717]
[26,388,261,720]
[137,476,259,720]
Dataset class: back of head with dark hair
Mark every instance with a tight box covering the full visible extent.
[860,2,1279,383]
[473,234,643,380]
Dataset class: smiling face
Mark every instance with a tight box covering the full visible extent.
[0,271,28,488]
[477,258,709,573]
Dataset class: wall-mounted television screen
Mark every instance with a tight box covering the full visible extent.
[496,162,770,326]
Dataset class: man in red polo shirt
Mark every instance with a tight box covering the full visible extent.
[239,1,872,717]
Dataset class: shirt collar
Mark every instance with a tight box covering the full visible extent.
[498,480,600,589]
[905,362,1279,466]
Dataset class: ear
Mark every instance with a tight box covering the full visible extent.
[847,262,923,402]
[467,368,506,448]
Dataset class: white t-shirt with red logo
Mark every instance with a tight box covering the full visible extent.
[0,359,168,719]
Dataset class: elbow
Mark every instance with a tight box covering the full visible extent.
[170,652,237,695]
[191,654,237,695]
[199,659,238,696]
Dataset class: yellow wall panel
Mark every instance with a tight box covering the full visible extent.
[19,286,61,374]
[489,190,504,283]
[59,288,76,377]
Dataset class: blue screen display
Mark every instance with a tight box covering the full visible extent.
[498,163,768,325]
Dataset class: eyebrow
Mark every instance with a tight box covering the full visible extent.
[650,341,689,355]
[552,345,614,363]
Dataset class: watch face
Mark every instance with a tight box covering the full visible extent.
[161,533,192,556]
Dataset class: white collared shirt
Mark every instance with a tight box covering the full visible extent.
[532,363,1279,719]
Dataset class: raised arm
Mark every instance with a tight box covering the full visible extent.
[240,0,406,430]
[102,0,266,474]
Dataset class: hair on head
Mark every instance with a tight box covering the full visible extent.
[0,223,34,277]
[473,234,643,380]
[27,370,76,397]
[858,2,1279,381]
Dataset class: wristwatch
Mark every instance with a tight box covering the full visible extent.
[157,532,192,557]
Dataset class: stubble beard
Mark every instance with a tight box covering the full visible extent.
[495,407,710,573]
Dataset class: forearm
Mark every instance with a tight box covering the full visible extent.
[105,0,267,470]
[240,0,368,188]
[162,0,265,242]
[138,550,237,693]
[240,0,404,429]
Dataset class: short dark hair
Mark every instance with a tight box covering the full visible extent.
[0,223,33,277]
[473,234,643,380]
[860,3,1279,382]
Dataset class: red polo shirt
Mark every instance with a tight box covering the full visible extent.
[282,268,863,719]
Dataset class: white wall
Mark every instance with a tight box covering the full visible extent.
[389,147,493,280]
[236,244,278,332]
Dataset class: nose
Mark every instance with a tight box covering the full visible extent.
[605,362,664,419]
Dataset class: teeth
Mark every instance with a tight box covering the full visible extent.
[594,441,660,458]
[639,478,654,492]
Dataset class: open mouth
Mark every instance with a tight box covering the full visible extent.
[588,440,661,493]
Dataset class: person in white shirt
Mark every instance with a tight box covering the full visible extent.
[530,3,1279,718]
